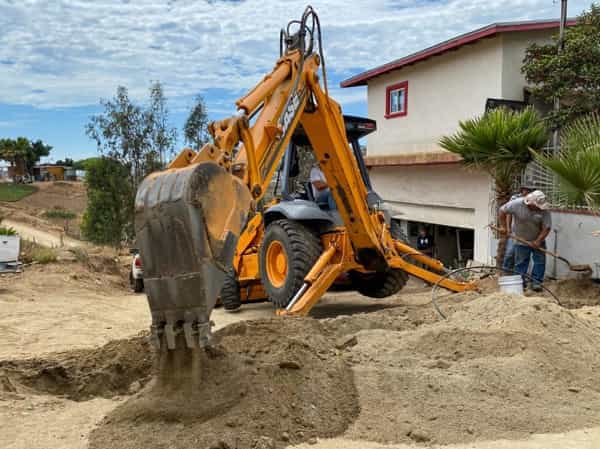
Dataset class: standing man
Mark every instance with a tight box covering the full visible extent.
[502,185,533,272]
[498,190,552,292]
[416,226,435,257]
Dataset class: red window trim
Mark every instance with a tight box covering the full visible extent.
[385,81,408,119]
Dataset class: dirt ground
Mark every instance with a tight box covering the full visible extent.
[1,255,600,449]
[1,181,87,239]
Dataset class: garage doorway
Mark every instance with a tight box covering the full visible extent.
[394,219,474,269]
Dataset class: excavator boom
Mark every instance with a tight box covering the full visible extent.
[135,7,329,349]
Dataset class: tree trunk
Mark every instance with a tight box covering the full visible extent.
[494,188,512,267]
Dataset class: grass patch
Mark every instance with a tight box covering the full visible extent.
[20,240,58,264]
[31,247,58,264]
[0,183,38,202]
[44,209,77,220]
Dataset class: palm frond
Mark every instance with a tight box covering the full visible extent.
[439,107,549,186]
[534,113,600,209]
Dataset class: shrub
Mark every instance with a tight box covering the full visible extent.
[0,226,17,236]
[32,247,58,264]
[80,157,134,246]
[44,209,77,220]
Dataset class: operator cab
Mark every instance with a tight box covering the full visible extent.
[263,115,383,230]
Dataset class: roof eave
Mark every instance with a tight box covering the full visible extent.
[340,19,577,88]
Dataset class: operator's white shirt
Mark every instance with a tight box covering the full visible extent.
[309,166,328,199]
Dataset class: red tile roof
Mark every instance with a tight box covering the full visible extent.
[341,19,576,88]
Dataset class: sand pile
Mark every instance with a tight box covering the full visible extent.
[342,293,600,445]
[551,279,600,308]
[4,290,600,448]
[0,334,152,400]
[89,319,358,449]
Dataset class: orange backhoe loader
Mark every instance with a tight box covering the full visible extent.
[135,6,475,350]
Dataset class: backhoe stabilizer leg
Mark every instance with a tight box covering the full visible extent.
[278,256,345,317]
[135,161,252,349]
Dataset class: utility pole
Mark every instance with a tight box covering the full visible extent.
[552,0,568,151]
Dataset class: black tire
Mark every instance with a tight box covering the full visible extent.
[350,269,408,298]
[350,220,408,298]
[220,268,242,312]
[259,219,322,308]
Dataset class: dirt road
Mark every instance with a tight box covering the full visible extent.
[3,219,84,249]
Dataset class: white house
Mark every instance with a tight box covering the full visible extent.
[342,19,598,277]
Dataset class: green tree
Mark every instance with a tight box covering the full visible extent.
[522,4,600,129]
[81,157,134,246]
[73,157,101,171]
[86,86,151,188]
[439,107,549,265]
[0,137,52,176]
[183,94,209,150]
[534,113,600,209]
[25,140,52,172]
[55,158,74,166]
[0,138,26,168]
[86,83,177,187]
[147,81,177,168]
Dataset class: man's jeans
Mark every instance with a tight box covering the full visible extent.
[315,189,337,210]
[502,238,516,273]
[514,243,546,288]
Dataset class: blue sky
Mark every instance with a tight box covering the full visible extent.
[0,0,590,162]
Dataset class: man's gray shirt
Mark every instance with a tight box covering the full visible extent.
[500,197,552,242]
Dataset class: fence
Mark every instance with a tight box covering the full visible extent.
[521,145,593,212]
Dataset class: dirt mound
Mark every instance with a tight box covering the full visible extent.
[343,293,600,445]
[551,279,600,308]
[90,319,358,449]
[0,334,152,400]
[18,181,87,214]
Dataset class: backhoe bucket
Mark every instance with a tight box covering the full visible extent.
[135,161,251,350]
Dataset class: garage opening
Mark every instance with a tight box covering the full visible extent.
[393,219,474,269]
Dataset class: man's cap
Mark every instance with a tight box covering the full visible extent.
[524,190,550,210]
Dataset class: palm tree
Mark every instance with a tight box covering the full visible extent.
[534,113,600,209]
[439,107,548,265]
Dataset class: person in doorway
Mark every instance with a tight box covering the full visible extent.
[309,164,336,210]
[502,185,534,273]
[498,190,552,292]
[416,226,434,257]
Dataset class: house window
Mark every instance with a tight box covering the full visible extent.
[385,81,408,118]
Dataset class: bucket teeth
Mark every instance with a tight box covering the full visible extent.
[183,322,195,349]
[164,323,177,350]
[135,161,251,350]
[149,320,214,350]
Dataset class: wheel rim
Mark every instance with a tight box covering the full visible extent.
[265,241,288,288]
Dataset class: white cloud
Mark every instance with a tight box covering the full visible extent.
[0,0,589,110]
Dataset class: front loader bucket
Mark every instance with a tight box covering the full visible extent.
[135,161,251,350]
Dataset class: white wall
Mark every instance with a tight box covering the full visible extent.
[363,28,562,268]
[500,30,554,100]
[540,212,600,279]
[366,37,503,156]
[370,164,494,263]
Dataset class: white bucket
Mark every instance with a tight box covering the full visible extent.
[498,275,524,295]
